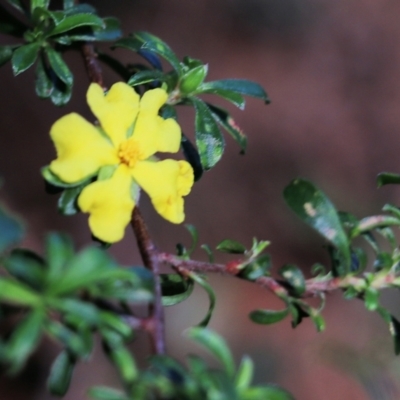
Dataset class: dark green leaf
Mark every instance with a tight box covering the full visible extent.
[45,232,74,282]
[216,239,246,254]
[0,204,24,252]
[12,42,40,75]
[161,273,194,306]
[235,355,254,390]
[350,215,400,238]
[180,64,208,94]
[92,17,121,41]
[365,287,379,311]
[31,0,50,12]
[63,4,96,14]
[198,85,246,109]
[132,31,181,73]
[0,46,13,67]
[249,308,289,325]
[47,351,75,396]
[187,272,216,327]
[6,309,44,373]
[208,104,247,153]
[88,387,128,400]
[373,252,392,271]
[284,179,351,274]
[185,328,235,378]
[58,185,84,215]
[181,133,203,181]
[240,254,271,280]
[50,78,72,106]
[48,13,104,36]
[45,47,73,86]
[190,97,224,169]
[377,172,400,187]
[127,69,166,86]
[198,79,270,103]
[35,55,53,98]
[241,385,294,400]
[51,298,100,326]
[41,165,93,188]
[279,264,305,296]
[288,303,309,328]
[5,249,45,290]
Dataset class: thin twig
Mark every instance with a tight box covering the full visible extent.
[131,208,165,355]
[81,43,104,87]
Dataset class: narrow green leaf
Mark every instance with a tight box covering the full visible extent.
[201,244,214,263]
[133,31,181,73]
[208,104,247,153]
[0,204,24,252]
[190,97,224,170]
[0,46,13,67]
[12,43,40,75]
[185,328,235,378]
[376,307,400,355]
[48,13,104,36]
[279,264,305,296]
[310,313,326,332]
[58,185,84,215]
[127,69,166,86]
[198,86,245,109]
[99,312,133,339]
[181,133,203,181]
[216,239,246,254]
[47,351,75,396]
[41,165,92,188]
[187,272,216,327]
[284,179,351,274]
[92,17,121,41]
[377,227,397,249]
[377,172,400,187]
[364,287,380,311]
[198,79,270,103]
[31,0,49,12]
[241,386,294,400]
[6,309,44,373]
[35,56,53,98]
[350,215,400,238]
[161,273,194,306]
[249,308,289,325]
[108,346,138,384]
[88,387,128,400]
[51,299,100,326]
[45,232,74,282]
[45,47,73,86]
[185,224,198,254]
[0,278,40,306]
[235,355,254,390]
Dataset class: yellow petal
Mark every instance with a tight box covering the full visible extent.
[132,88,181,159]
[87,82,140,147]
[78,165,135,243]
[50,113,118,183]
[132,160,194,223]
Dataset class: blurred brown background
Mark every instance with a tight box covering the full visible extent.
[2,0,400,399]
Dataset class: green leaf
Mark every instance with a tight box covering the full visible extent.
[0,204,24,252]
[107,346,138,384]
[187,272,216,327]
[189,97,224,170]
[364,287,379,311]
[279,264,305,296]
[45,47,73,86]
[240,254,272,280]
[31,0,50,12]
[45,232,74,282]
[99,312,133,339]
[5,249,46,290]
[88,387,128,400]
[350,215,400,238]
[198,79,270,103]
[185,328,235,378]
[92,17,121,41]
[185,224,198,255]
[63,0,74,9]
[201,244,214,263]
[6,309,45,373]
[310,313,325,332]
[51,298,100,326]
[235,355,254,390]
[208,104,247,153]
[48,13,104,36]
[216,239,246,254]
[0,277,41,306]
[35,56,53,98]
[131,31,181,73]
[41,165,93,188]
[0,46,13,67]
[12,42,40,75]
[127,69,166,86]
[180,64,208,94]
[58,185,84,215]
[50,79,72,106]
[284,179,351,274]
[376,307,400,355]
[161,273,194,306]
[377,172,400,187]
[181,133,203,181]
[198,85,246,109]
[241,386,294,400]
[47,351,75,396]
[249,308,289,325]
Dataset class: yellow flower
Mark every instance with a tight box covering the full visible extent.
[49,82,194,243]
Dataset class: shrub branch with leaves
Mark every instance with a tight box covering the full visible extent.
[1,1,400,399]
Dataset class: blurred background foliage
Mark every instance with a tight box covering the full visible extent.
[2,0,400,399]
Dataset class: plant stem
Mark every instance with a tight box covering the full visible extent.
[131,208,165,355]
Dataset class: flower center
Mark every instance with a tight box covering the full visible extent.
[118,139,141,167]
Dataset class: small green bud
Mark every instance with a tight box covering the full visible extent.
[179,64,208,94]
